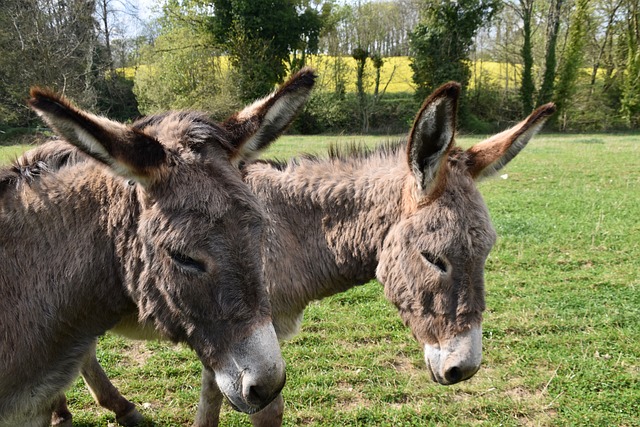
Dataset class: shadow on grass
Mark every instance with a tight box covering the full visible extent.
[573,137,605,144]
[72,421,157,427]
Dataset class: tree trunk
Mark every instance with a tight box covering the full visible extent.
[519,0,535,114]
[538,0,565,106]
[589,0,623,97]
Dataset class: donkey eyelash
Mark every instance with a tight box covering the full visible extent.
[421,251,448,273]
[168,250,206,273]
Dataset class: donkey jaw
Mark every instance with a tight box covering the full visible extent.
[213,322,286,414]
[424,326,482,385]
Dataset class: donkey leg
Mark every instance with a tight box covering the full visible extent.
[80,341,144,427]
[249,393,284,427]
[193,367,224,427]
[50,393,73,427]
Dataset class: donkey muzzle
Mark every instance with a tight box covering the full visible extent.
[214,322,286,413]
[424,326,482,385]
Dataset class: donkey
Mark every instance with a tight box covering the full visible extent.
[0,68,316,427]
[43,82,555,427]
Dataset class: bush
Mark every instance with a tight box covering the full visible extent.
[94,74,140,122]
[292,91,419,135]
[0,126,51,146]
[369,94,421,134]
[465,80,523,132]
[292,92,357,134]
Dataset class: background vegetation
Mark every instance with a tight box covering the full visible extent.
[1,133,637,425]
[2,0,640,135]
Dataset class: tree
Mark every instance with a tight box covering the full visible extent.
[317,1,349,96]
[588,0,624,94]
[352,47,370,132]
[554,0,591,129]
[371,53,385,99]
[409,0,501,101]
[621,0,640,126]
[0,0,99,126]
[513,0,536,114]
[92,0,144,120]
[133,1,229,116]
[538,0,566,106]
[208,0,323,101]
[318,1,419,57]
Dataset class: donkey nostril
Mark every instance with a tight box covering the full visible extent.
[445,366,463,384]
[246,384,268,405]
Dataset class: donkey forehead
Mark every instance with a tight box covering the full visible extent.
[408,178,497,254]
[406,210,495,255]
[146,205,263,242]
[149,173,264,223]
[133,111,232,151]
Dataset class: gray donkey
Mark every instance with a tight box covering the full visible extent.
[0,68,316,427]
[39,82,554,426]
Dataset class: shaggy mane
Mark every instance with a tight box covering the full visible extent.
[0,140,77,196]
[250,138,407,172]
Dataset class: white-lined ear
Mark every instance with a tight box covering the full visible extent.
[466,103,556,179]
[222,67,316,166]
[407,82,460,192]
[28,87,166,185]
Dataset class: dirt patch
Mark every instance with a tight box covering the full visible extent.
[391,353,418,373]
[506,386,533,400]
[335,381,372,410]
[120,341,154,368]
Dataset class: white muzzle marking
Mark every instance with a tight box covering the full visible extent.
[424,326,482,385]
[214,322,285,413]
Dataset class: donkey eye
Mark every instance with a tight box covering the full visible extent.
[169,251,206,273]
[421,251,448,273]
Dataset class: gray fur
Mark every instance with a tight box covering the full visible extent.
[2,69,316,427]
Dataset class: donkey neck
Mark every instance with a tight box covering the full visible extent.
[245,145,408,336]
[0,163,140,338]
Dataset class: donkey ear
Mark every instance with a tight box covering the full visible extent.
[407,82,460,192]
[222,67,316,166]
[466,103,556,179]
[28,87,166,184]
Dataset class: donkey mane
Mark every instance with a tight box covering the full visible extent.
[4,139,473,196]
[0,141,83,196]
[249,139,474,180]
[327,139,407,164]
[250,139,407,173]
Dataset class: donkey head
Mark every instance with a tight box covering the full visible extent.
[27,68,315,412]
[377,83,555,385]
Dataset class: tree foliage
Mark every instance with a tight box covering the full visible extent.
[516,0,536,114]
[0,0,99,126]
[554,0,591,129]
[207,0,323,101]
[621,0,640,126]
[3,0,640,133]
[537,0,565,106]
[133,21,229,116]
[409,0,501,100]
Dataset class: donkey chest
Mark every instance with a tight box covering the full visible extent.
[272,311,304,341]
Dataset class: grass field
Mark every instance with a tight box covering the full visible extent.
[1,133,638,426]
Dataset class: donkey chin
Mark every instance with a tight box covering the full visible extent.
[213,322,287,414]
[423,326,483,385]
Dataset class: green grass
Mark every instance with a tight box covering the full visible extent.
[0,144,34,163]
[1,133,638,426]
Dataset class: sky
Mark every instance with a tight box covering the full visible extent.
[135,0,160,20]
